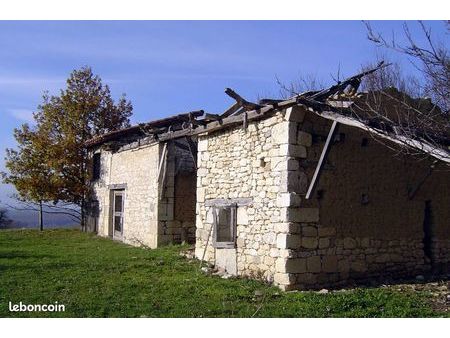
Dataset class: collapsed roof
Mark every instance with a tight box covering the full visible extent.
[85,62,450,164]
[84,110,204,147]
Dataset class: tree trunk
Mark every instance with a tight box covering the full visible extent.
[38,200,43,231]
[80,199,85,231]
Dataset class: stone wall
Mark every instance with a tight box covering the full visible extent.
[90,137,197,248]
[279,110,450,290]
[91,142,160,248]
[195,110,305,282]
[195,105,450,290]
[158,140,197,245]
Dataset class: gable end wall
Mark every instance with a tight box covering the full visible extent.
[91,143,160,248]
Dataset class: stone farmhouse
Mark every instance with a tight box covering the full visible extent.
[86,65,450,290]
[85,112,202,248]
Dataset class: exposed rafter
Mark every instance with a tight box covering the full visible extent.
[224,88,261,111]
[85,62,449,165]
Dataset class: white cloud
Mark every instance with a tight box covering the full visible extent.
[7,109,35,123]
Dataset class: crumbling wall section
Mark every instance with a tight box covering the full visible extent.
[158,140,197,245]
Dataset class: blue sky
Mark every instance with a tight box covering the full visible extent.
[0,20,448,204]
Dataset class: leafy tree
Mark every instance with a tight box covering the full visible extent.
[2,123,56,230]
[2,66,133,230]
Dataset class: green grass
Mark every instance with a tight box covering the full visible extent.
[0,229,441,317]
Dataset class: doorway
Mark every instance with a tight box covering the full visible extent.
[112,190,125,239]
[213,205,237,275]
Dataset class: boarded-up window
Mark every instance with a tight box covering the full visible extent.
[213,204,237,248]
[92,153,101,181]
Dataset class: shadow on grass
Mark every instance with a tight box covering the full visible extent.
[0,251,56,260]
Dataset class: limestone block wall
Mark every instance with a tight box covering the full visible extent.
[91,143,160,248]
[195,110,310,282]
[195,105,450,290]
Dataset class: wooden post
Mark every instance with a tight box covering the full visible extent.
[199,209,216,268]
[158,143,168,200]
[306,121,339,199]
[80,199,86,231]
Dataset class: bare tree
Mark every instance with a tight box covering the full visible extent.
[273,22,449,165]
[364,21,449,112]
[276,73,325,99]
[356,21,450,164]
[360,58,422,97]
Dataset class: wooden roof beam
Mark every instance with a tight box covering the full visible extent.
[221,102,241,118]
[224,88,262,111]
[204,113,222,122]
[309,61,390,102]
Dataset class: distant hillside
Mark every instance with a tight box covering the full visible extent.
[5,209,78,229]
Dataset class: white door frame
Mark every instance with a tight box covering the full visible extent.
[112,190,125,239]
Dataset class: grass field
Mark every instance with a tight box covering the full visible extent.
[0,229,446,317]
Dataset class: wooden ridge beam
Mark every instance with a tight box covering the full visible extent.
[204,113,222,121]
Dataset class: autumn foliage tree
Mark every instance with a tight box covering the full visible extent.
[2,67,133,230]
[2,123,59,230]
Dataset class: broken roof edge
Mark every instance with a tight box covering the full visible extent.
[85,64,388,149]
[189,98,450,165]
[84,62,449,164]
[315,109,450,164]
[85,97,450,165]
[85,110,204,148]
